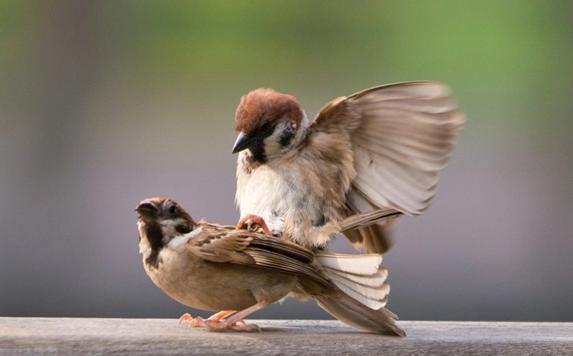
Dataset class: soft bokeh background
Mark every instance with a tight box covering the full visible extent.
[1,0,572,321]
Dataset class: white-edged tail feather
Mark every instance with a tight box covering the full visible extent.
[328,268,388,287]
[316,253,382,275]
[316,252,391,311]
[332,280,389,310]
[313,250,402,335]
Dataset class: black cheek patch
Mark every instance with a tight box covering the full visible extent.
[175,224,191,234]
[279,129,295,147]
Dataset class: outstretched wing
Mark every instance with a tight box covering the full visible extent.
[309,81,464,252]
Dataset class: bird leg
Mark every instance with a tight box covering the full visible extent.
[236,214,271,235]
[205,301,269,332]
[208,310,236,321]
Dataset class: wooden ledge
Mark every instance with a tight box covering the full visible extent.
[1,318,572,355]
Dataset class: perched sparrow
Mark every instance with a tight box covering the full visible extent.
[135,197,404,335]
[233,82,464,252]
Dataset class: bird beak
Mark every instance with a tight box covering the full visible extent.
[135,202,157,216]
[232,131,254,154]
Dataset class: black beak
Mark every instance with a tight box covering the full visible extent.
[232,131,255,154]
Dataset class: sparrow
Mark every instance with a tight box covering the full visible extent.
[232,81,464,253]
[135,196,404,335]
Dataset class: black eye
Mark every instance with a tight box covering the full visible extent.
[168,205,178,215]
[258,121,275,136]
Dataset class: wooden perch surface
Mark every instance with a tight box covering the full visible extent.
[1,318,572,355]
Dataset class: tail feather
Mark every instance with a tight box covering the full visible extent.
[313,252,404,336]
[330,275,390,302]
[316,253,382,275]
[315,293,405,336]
[330,281,389,310]
[338,208,402,233]
[328,268,388,287]
[317,253,390,308]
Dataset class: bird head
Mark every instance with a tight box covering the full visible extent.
[232,88,307,163]
[135,197,196,246]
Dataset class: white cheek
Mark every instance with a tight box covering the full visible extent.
[160,218,188,244]
[137,221,150,255]
[263,128,284,155]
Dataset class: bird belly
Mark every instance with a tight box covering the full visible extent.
[145,249,296,311]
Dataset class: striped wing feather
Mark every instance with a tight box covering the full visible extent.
[311,81,464,252]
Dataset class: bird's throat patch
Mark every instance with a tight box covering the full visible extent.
[144,222,164,269]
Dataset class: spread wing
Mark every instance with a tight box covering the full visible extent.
[309,81,464,252]
[187,224,331,286]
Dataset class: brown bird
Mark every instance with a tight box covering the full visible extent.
[233,82,464,253]
[135,197,404,335]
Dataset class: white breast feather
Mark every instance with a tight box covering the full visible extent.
[238,161,314,236]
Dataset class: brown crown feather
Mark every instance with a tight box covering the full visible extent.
[235,88,304,134]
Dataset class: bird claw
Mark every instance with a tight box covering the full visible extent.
[205,319,261,333]
[178,313,207,328]
[179,313,259,332]
[235,320,261,332]
[236,214,271,235]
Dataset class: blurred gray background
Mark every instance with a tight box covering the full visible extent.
[1,1,572,321]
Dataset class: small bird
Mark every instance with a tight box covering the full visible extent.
[233,82,464,253]
[135,197,404,335]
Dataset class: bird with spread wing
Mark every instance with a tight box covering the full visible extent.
[233,81,464,253]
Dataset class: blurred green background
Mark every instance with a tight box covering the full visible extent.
[1,0,572,321]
